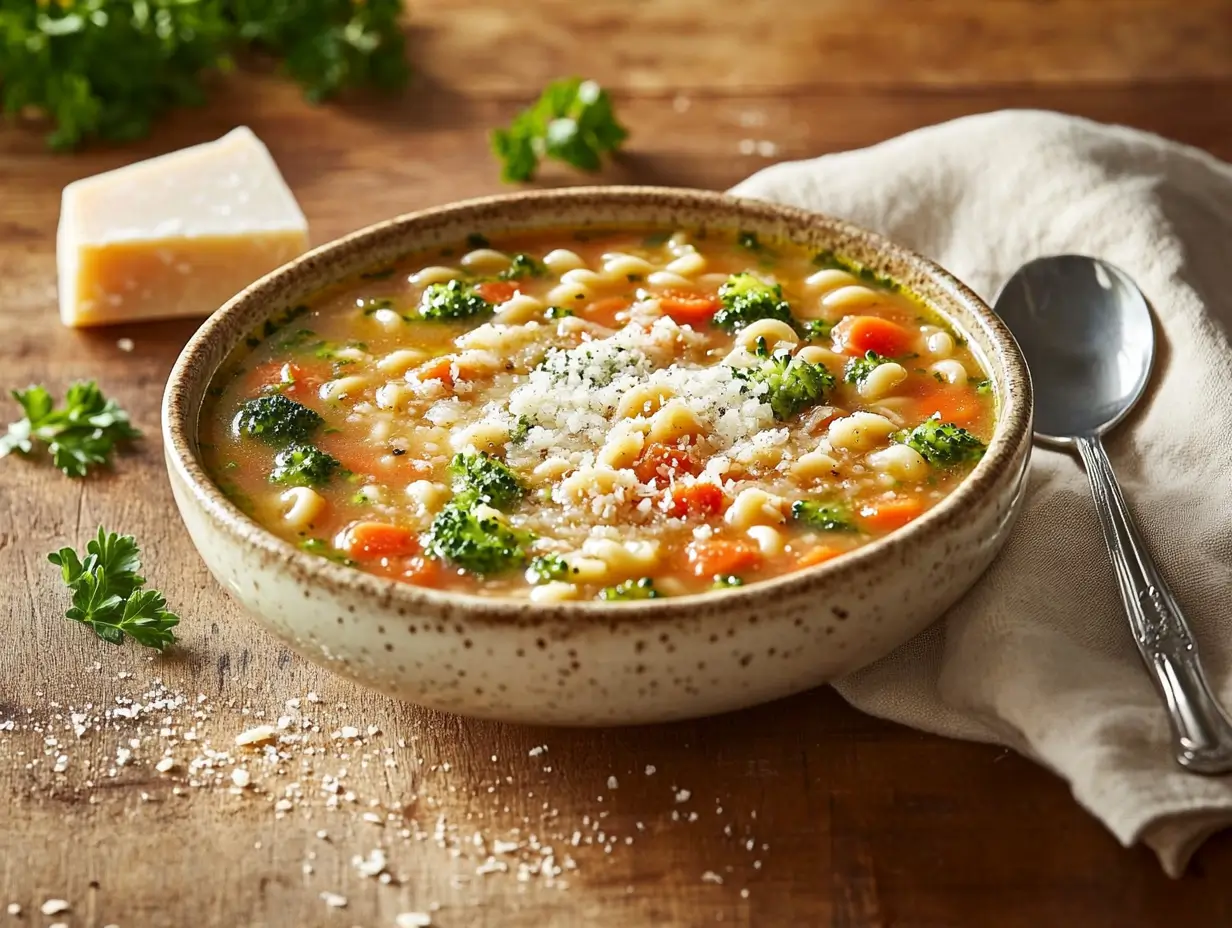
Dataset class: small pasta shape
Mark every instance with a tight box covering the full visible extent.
[493,294,544,325]
[405,480,450,515]
[375,381,416,410]
[410,266,460,286]
[454,349,502,379]
[827,412,898,452]
[530,581,580,603]
[666,232,695,257]
[735,319,799,352]
[646,271,694,288]
[795,345,845,368]
[602,254,656,278]
[925,330,955,359]
[803,269,859,293]
[455,322,541,352]
[867,444,929,482]
[598,420,647,469]
[318,375,369,401]
[354,484,383,504]
[665,251,707,277]
[790,449,840,480]
[367,308,404,331]
[543,249,585,274]
[646,400,704,444]
[561,268,606,287]
[930,359,969,384]
[459,248,510,271]
[281,487,325,528]
[562,555,610,584]
[747,525,785,556]
[532,456,574,482]
[545,281,592,305]
[616,384,675,419]
[581,537,660,573]
[376,348,429,374]
[558,465,635,503]
[449,420,509,454]
[821,285,883,309]
[724,488,789,529]
[858,361,908,401]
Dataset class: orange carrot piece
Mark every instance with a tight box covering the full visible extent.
[859,498,925,534]
[344,522,420,559]
[400,555,445,588]
[475,280,520,304]
[583,296,633,327]
[412,357,455,387]
[796,546,844,569]
[834,315,914,357]
[658,290,720,326]
[686,538,763,578]
[634,443,701,484]
[668,483,726,518]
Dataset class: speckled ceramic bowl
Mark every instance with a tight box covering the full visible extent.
[163,187,1032,726]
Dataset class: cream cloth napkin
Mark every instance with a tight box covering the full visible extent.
[731,110,1232,877]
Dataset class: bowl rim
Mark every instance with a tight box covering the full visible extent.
[162,185,1032,626]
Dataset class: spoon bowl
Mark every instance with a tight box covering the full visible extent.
[996,255,1154,444]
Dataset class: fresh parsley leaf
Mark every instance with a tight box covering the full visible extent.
[0,381,140,477]
[491,77,627,183]
[48,527,179,650]
[1,0,409,150]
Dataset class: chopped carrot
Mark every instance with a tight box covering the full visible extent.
[834,315,914,357]
[412,357,455,387]
[582,296,632,327]
[245,361,326,398]
[903,379,983,428]
[400,555,445,588]
[475,280,520,304]
[859,498,925,534]
[344,522,420,559]
[796,546,844,569]
[668,483,726,518]
[686,538,763,578]
[658,290,720,326]
[634,443,701,484]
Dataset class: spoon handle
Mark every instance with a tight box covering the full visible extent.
[1076,435,1232,774]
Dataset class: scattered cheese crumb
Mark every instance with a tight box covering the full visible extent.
[396,914,433,928]
[116,338,134,352]
[41,900,71,916]
[352,848,387,879]
[675,789,691,803]
[644,765,656,776]
[319,892,347,908]
[701,871,724,885]
[6,903,20,916]
[231,768,251,788]
[235,725,277,747]
[606,776,618,789]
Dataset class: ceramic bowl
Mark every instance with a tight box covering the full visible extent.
[163,187,1032,726]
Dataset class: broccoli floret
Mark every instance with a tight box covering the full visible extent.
[499,254,546,280]
[894,414,987,466]
[735,348,835,420]
[269,444,345,487]
[449,452,524,510]
[712,575,744,589]
[233,394,323,446]
[299,538,356,566]
[713,273,794,333]
[971,378,993,396]
[424,498,532,576]
[801,319,834,341]
[509,415,534,444]
[526,554,570,584]
[791,500,857,532]
[844,350,888,385]
[597,577,660,601]
[420,280,494,321]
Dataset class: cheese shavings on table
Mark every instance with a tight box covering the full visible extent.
[56,127,309,328]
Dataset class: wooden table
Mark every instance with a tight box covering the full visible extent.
[4,2,1232,925]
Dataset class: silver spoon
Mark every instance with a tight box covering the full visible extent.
[994,254,1232,775]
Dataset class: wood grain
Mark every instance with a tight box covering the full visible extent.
[3,2,1232,926]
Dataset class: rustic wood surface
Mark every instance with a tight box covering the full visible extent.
[4,2,1232,925]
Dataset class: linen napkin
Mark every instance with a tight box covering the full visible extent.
[731,109,1232,877]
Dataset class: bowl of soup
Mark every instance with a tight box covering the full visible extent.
[163,187,1032,725]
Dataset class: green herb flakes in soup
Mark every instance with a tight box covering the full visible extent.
[200,229,995,600]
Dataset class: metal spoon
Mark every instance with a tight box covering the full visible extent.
[994,254,1232,775]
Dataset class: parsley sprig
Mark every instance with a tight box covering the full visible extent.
[48,528,179,650]
[491,77,627,183]
[0,381,140,477]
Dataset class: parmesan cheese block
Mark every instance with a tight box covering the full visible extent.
[57,127,309,328]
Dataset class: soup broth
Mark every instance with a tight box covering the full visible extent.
[200,229,994,601]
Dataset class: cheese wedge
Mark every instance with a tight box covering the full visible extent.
[57,127,309,328]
